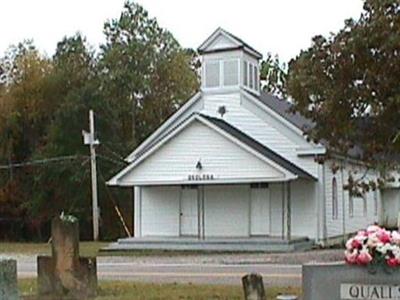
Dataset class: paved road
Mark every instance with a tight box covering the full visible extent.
[17,259,301,286]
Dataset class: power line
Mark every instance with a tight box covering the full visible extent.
[0,155,88,170]
[100,143,127,162]
[97,154,127,166]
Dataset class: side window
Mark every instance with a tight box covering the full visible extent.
[254,65,258,91]
[243,61,248,86]
[374,190,378,216]
[223,60,239,86]
[332,177,338,220]
[205,61,220,88]
[349,194,354,218]
[249,64,254,89]
[363,194,367,217]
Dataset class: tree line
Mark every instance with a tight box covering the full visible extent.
[0,0,398,240]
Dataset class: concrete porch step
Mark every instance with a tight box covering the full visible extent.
[102,237,314,253]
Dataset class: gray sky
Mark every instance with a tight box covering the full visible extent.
[0,0,364,62]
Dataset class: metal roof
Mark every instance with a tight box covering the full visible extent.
[257,92,370,160]
[258,92,314,133]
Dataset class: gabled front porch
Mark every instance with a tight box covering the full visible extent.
[104,236,314,253]
[104,179,317,252]
[108,114,318,252]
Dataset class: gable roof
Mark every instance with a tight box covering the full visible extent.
[200,114,316,180]
[125,89,322,164]
[109,113,317,186]
[198,27,263,59]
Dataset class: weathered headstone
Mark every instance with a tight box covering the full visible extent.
[242,273,266,300]
[37,216,97,299]
[303,262,400,300]
[0,259,18,300]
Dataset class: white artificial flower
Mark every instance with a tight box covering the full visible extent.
[377,243,391,255]
[391,245,400,257]
[367,234,380,248]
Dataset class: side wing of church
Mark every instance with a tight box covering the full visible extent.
[108,28,400,250]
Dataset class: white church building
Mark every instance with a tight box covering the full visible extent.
[108,28,400,251]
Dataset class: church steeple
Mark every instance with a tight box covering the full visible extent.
[198,28,262,95]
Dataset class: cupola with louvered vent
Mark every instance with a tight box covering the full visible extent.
[198,28,262,95]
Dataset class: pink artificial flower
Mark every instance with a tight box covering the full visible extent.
[367,225,381,234]
[392,231,400,245]
[357,250,373,265]
[387,257,398,267]
[346,238,354,250]
[345,226,400,268]
[357,230,368,237]
[377,229,392,244]
[345,249,358,264]
[354,232,368,245]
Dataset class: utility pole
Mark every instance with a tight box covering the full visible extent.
[83,110,100,241]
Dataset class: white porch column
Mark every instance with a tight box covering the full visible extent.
[282,181,292,241]
[285,181,292,241]
[199,185,205,240]
[321,162,327,242]
[134,186,142,238]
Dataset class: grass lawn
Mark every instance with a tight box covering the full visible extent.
[19,278,301,300]
[0,242,108,257]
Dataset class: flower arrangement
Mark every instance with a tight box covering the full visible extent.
[345,225,400,272]
[59,211,78,223]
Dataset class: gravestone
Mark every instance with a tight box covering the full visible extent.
[37,216,97,299]
[242,273,266,300]
[0,258,18,300]
[303,262,400,300]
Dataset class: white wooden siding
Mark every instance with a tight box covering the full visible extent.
[269,183,284,236]
[206,34,238,51]
[141,186,180,236]
[121,120,286,185]
[324,160,381,238]
[290,179,317,239]
[137,181,316,239]
[250,187,270,235]
[201,92,319,178]
[204,185,249,237]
